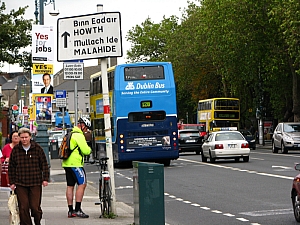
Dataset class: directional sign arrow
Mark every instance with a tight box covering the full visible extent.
[61,31,70,48]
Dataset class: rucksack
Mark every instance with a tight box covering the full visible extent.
[59,131,79,159]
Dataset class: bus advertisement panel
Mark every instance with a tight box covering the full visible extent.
[90,62,179,166]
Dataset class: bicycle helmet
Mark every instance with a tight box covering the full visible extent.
[78,117,91,129]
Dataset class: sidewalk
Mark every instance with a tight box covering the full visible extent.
[0,159,134,225]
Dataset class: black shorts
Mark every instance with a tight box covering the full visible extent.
[64,167,87,186]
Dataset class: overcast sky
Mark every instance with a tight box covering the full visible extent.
[2,0,190,74]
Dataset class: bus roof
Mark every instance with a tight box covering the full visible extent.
[198,98,239,102]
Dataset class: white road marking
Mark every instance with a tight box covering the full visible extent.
[236,217,249,222]
[240,208,293,216]
[178,158,294,180]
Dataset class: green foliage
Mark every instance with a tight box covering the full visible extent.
[0,2,32,71]
[102,212,117,219]
[126,0,300,122]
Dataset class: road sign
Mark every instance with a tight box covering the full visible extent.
[57,12,123,61]
[63,62,84,79]
[55,90,67,107]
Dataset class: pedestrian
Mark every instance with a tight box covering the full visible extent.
[1,131,19,163]
[8,127,49,225]
[5,134,10,144]
[84,129,95,164]
[0,150,2,183]
[62,117,92,218]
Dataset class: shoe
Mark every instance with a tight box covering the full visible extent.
[74,210,89,218]
[68,211,76,218]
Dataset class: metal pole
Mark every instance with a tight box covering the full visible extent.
[98,3,116,215]
[62,107,65,134]
[74,80,78,124]
[39,0,45,25]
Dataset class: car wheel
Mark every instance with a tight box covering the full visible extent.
[281,142,288,154]
[196,150,200,155]
[201,151,207,162]
[272,141,278,153]
[243,156,249,162]
[209,151,215,163]
[252,147,256,150]
[235,157,240,162]
[292,191,300,222]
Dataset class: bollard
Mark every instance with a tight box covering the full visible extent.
[35,125,50,167]
[133,161,165,225]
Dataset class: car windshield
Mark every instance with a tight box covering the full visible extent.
[215,132,244,141]
[179,131,200,137]
[283,124,300,133]
[52,134,62,139]
[240,130,252,137]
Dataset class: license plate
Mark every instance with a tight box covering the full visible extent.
[228,144,236,148]
[186,140,196,143]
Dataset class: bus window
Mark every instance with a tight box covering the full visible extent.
[124,66,165,81]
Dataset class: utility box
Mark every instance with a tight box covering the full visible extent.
[133,161,165,225]
[50,141,59,159]
[35,125,50,167]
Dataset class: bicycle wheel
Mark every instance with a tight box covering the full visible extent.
[102,181,111,216]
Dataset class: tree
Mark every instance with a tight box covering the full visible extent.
[0,2,32,71]
[126,16,179,62]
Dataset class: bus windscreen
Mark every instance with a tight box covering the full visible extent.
[124,66,165,81]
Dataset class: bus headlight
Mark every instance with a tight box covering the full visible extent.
[120,140,124,144]
[120,134,124,138]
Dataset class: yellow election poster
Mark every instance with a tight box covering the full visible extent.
[32,64,54,94]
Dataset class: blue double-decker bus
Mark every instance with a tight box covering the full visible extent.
[90,62,179,166]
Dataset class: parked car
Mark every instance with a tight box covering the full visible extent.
[240,129,256,150]
[178,129,203,155]
[48,130,63,146]
[291,163,300,222]
[272,122,300,154]
[52,133,63,147]
[201,130,250,163]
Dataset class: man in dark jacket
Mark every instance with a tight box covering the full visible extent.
[8,128,49,225]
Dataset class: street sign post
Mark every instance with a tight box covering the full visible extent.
[55,90,67,107]
[57,12,122,61]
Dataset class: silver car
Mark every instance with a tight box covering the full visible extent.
[272,122,300,154]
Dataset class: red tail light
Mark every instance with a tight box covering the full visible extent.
[200,132,207,137]
[241,143,249,148]
[215,144,223,149]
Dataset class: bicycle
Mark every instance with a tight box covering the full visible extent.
[95,157,112,218]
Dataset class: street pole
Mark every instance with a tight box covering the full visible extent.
[97,3,116,215]
[74,80,78,124]
[39,0,45,25]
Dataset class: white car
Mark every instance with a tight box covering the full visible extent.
[201,131,250,163]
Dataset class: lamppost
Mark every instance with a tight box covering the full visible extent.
[34,0,59,25]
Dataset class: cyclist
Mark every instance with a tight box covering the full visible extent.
[62,117,92,218]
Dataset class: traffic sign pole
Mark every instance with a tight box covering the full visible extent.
[98,4,116,215]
